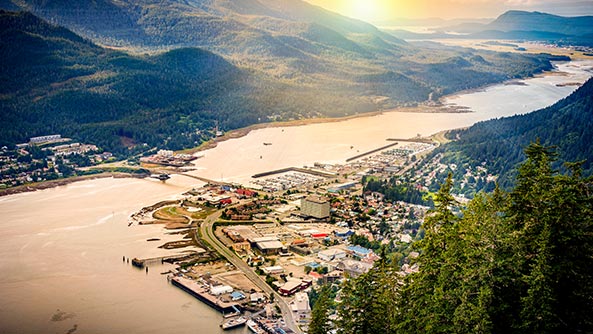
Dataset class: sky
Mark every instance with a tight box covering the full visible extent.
[305,0,593,22]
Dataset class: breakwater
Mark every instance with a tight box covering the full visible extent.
[345,142,399,162]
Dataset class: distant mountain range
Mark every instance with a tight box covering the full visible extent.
[435,76,593,192]
[388,10,593,46]
[0,3,563,153]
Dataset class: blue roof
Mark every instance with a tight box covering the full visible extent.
[347,245,372,255]
[307,262,321,268]
[230,291,245,299]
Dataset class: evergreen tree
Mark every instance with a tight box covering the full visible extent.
[309,285,332,334]
[336,252,398,334]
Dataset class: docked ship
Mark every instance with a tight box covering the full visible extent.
[246,319,266,334]
[221,316,247,330]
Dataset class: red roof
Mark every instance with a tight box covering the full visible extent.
[236,188,256,196]
[311,233,329,238]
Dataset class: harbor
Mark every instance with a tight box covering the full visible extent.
[170,276,243,314]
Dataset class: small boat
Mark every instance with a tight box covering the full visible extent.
[221,316,247,330]
[263,142,272,146]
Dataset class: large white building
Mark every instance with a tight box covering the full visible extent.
[300,195,330,219]
[290,292,311,331]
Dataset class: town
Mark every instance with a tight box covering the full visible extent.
[0,134,113,189]
[126,139,482,333]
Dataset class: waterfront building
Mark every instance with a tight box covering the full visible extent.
[300,195,330,219]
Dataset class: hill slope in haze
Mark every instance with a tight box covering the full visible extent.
[389,11,593,47]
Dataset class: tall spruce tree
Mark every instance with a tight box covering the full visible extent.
[309,285,333,334]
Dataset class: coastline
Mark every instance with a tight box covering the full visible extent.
[0,172,146,197]
[180,60,582,156]
[5,59,589,196]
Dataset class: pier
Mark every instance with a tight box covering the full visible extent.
[170,276,242,313]
[131,253,195,268]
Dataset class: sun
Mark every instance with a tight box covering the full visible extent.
[346,0,381,22]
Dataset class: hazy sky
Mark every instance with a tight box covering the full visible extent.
[305,0,593,22]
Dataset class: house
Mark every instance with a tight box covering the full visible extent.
[346,245,373,259]
[236,188,257,198]
[335,259,373,278]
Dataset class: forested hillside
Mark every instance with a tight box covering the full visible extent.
[427,77,593,191]
[0,10,259,154]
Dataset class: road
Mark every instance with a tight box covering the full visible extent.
[199,210,302,334]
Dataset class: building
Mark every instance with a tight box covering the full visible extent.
[328,181,358,193]
[300,195,330,219]
[335,259,373,278]
[317,248,347,262]
[252,237,284,255]
[29,134,61,144]
[231,241,250,253]
[262,266,284,275]
[210,285,233,296]
[279,279,303,296]
[291,292,311,330]
[346,245,373,259]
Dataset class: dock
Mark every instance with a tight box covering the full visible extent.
[345,142,399,162]
[170,276,242,313]
[386,138,434,144]
[252,167,335,179]
[131,253,195,268]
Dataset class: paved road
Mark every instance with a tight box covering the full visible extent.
[199,211,302,334]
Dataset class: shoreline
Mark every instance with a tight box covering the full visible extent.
[0,172,146,197]
[5,59,590,196]
[180,60,584,156]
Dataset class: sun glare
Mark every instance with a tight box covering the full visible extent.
[346,0,381,22]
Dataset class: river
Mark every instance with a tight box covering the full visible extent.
[1,59,591,334]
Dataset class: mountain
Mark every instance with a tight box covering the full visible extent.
[388,11,593,47]
[0,1,559,102]
[487,10,593,37]
[0,7,561,154]
[431,77,593,192]
[0,10,261,153]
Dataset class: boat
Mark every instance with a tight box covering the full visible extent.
[246,319,266,334]
[263,142,272,146]
[221,316,247,330]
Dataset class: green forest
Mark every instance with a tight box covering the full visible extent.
[422,76,593,194]
[310,142,593,333]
